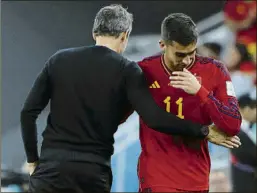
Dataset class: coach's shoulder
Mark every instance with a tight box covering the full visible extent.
[47,47,77,61]
[121,57,138,70]
[54,46,85,58]
[47,47,86,67]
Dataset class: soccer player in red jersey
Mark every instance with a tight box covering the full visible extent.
[137,13,242,192]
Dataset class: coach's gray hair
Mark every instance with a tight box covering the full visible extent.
[92,4,133,38]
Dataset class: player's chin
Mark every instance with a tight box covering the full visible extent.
[176,65,187,71]
[175,67,184,71]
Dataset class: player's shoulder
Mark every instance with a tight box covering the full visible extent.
[195,54,230,77]
[195,54,221,66]
[138,52,162,67]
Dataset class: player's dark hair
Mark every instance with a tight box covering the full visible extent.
[161,13,198,46]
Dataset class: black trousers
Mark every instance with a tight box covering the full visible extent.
[231,165,257,193]
[29,160,112,193]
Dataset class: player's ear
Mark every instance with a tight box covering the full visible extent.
[159,40,166,51]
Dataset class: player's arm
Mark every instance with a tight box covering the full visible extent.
[123,61,209,138]
[20,58,52,163]
[171,66,242,136]
[196,68,242,136]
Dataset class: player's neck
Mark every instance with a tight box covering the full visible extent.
[163,53,176,72]
[95,37,121,53]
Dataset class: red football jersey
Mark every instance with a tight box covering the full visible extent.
[137,54,241,191]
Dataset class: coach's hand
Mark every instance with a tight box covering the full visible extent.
[27,162,38,175]
[169,68,201,95]
[207,125,241,148]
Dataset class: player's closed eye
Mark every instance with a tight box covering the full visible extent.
[176,53,187,58]
[176,50,196,58]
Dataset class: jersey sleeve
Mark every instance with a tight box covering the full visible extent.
[196,61,242,136]
[123,60,209,138]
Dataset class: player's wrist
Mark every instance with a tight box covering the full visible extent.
[193,84,201,95]
[196,86,209,103]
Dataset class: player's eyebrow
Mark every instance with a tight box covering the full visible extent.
[175,48,197,57]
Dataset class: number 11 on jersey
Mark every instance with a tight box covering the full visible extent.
[163,97,184,119]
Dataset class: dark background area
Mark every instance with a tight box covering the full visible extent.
[2,1,224,168]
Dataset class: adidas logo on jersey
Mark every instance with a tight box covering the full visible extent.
[149,81,160,88]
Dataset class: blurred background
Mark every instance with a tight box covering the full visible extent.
[1,1,256,192]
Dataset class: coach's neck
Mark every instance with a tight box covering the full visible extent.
[95,36,121,53]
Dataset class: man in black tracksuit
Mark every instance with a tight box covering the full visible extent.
[20,4,239,193]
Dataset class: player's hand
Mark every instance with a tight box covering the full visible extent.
[26,162,38,175]
[169,68,201,95]
[207,125,241,148]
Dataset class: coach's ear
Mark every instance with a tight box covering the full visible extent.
[92,33,96,41]
[120,31,130,42]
